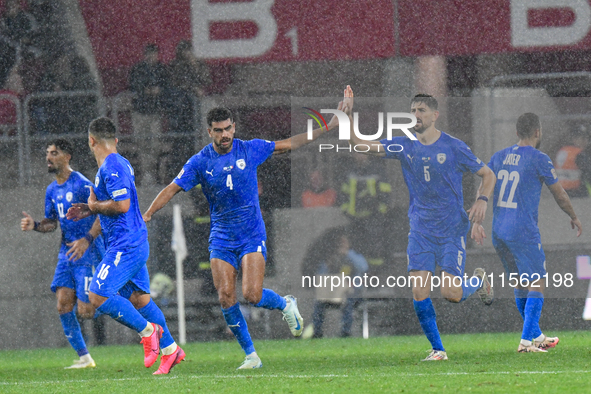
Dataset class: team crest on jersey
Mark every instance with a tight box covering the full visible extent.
[95,176,99,187]
[437,153,446,164]
[66,192,73,202]
[236,159,246,170]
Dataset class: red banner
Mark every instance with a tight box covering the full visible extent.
[80,0,591,70]
[399,0,591,56]
[80,0,396,69]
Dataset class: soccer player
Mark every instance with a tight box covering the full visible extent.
[66,117,184,374]
[472,113,582,353]
[21,139,105,369]
[343,86,496,361]
[143,104,343,369]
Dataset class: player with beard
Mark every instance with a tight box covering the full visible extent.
[143,103,343,369]
[21,139,105,369]
[344,87,496,361]
[472,113,582,352]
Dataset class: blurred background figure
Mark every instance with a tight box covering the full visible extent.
[555,124,591,198]
[339,154,401,267]
[301,227,368,339]
[0,0,38,51]
[164,39,212,183]
[129,43,168,185]
[301,169,337,208]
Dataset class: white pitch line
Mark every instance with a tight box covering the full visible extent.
[1,370,590,386]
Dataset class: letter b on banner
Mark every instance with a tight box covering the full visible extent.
[191,0,277,59]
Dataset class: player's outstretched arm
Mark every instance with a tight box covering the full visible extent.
[548,182,583,237]
[468,165,495,224]
[345,85,386,157]
[66,217,101,261]
[21,211,57,232]
[143,182,183,222]
[273,101,344,155]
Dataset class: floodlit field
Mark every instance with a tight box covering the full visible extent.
[2,331,591,393]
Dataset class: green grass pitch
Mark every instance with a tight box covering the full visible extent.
[2,331,591,393]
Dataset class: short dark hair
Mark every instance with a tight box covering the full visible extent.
[49,139,74,159]
[144,43,159,54]
[516,113,540,139]
[207,107,233,127]
[88,117,117,140]
[411,94,438,110]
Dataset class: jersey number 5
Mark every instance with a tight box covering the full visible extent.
[497,170,520,209]
[423,166,430,182]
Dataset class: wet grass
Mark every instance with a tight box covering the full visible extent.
[1,331,590,393]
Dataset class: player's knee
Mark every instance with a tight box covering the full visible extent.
[88,292,106,309]
[441,288,462,303]
[57,301,74,314]
[412,287,429,302]
[216,286,236,308]
[77,302,95,319]
[243,287,262,305]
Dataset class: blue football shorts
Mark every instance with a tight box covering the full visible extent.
[89,240,151,298]
[407,231,467,277]
[492,235,547,280]
[209,238,268,270]
[51,259,93,304]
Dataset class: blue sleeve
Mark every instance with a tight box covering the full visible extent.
[538,152,559,186]
[487,155,496,175]
[380,137,406,160]
[77,176,92,203]
[173,155,201,192]
[105,163,133,202]
[455,141,484,174]
[44,185,57,220]
[247,139,275,167]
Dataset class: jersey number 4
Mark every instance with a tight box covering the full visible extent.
[497,170,520,209]
[226,174,233,190]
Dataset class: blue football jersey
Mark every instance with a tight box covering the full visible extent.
[174,138,275,247]
[381,132,484,237]
[489,145,558,243]
[45,171,104,264]
[93,153,147,250]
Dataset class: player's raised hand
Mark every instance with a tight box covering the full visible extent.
[470,222,487,246]
[327,101,344,130]
[66,204,92,221]
[21,211,34,231]
[343,85,354,115]
[66,237,90,261]
[572,217,583,237]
